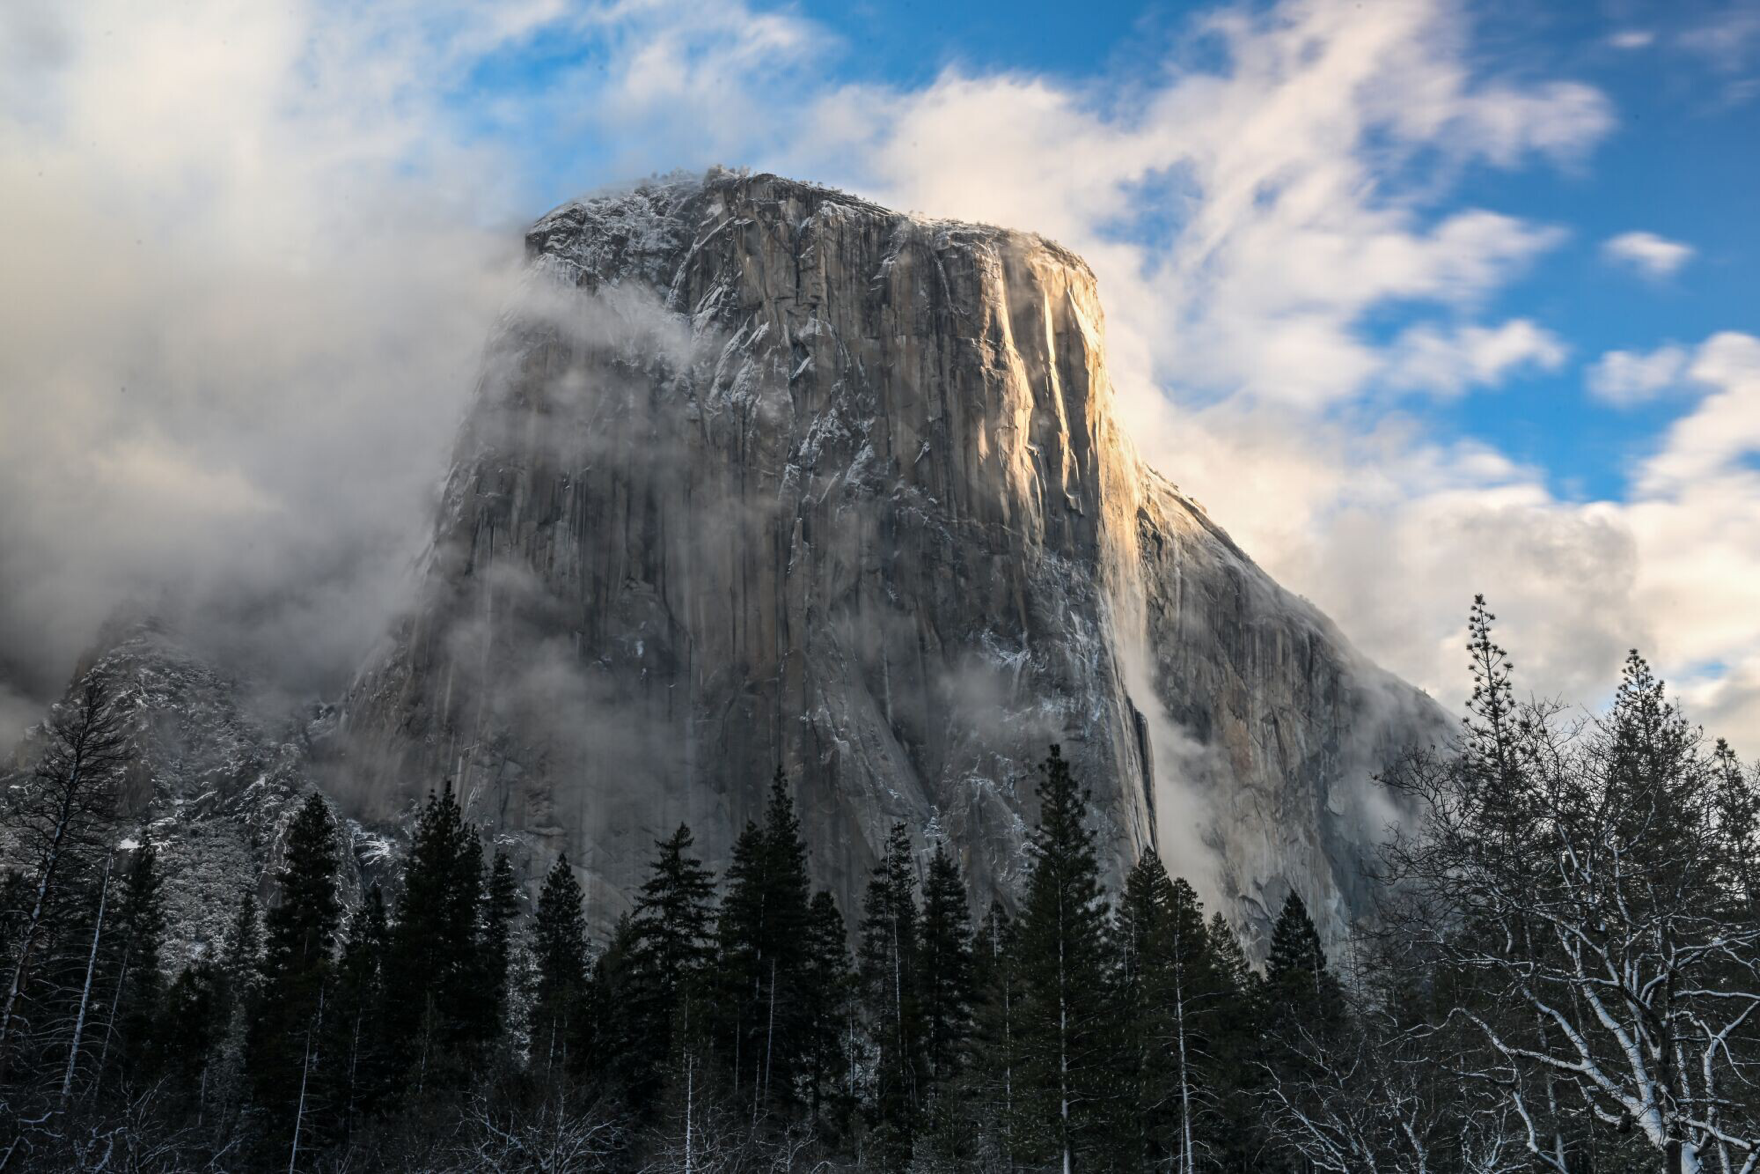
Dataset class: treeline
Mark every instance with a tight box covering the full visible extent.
[2,596,1758,1172]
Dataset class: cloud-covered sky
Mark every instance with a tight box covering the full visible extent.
[2,0,1757,748]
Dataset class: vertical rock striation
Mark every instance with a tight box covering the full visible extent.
[342,170,1448,947]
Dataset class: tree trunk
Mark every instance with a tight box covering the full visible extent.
[60,848,114,1104]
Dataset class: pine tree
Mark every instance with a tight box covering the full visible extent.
[103,843,167,1086]
[623,824,716,1112]
[802,890,855,1132]
[1115,851,1174,1168]
[1263,891,1342,1038]
[327,883,390,1141]
[157,959,221,1112]
[529,855,589,1076]
[916,842,976,1167]
[482,850,520,1038]
[715,769,815,1119]
[249,791,343,1152]
[917,841,975,1094]
[1203,911,1264,1174]
[857,821,923,1170]
[384,781,489,1092]
[1014,744,1119,1173]
[1115,856,1220,1174]
[968,902,1026,1165]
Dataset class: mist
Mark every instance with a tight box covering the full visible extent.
[0,2,528,739]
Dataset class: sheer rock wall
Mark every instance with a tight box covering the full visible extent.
[341,171,1448,945]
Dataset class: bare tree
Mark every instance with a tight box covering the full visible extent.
[442,1086,626,1174]
[1259,1011,1527,1174]
[0,672,130,1080]
[1382,600,1760,1174]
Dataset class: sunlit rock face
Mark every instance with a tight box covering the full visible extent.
[342,170,1447,948]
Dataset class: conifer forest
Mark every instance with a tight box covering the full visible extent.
[2,599,1757,1173]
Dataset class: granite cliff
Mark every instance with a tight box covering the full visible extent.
[337,169,1448,946]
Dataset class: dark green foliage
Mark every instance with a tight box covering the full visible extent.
[482,850,520,1036]
[801,889,855,1130]
[530,854,589,1076]
[383,781,490,1091]
[618,824,716,1112]
[1013,744,1119,1170]
[967,902,1026,1163]
[714,769,815,1118]
[248,791,342,1144]
[107,844,167,1082]
[327,883,391,1139]
[857,820,923,1170]
[917,842,975,1093]
[1262,891,1342,1038]
[157,959,221,1100]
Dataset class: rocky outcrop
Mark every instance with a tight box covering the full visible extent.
[341,170,1449,947]
[2,624,389,964]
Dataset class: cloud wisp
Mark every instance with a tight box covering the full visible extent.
[1603,230,1696,279]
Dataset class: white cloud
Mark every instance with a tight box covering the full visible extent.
[6,0,1756,757]
[1385,319,1568,398]
[1638,332,1760,492]
[1602,230,1695,278]
[1586,344,1694,406]
[1608,30,1655,50]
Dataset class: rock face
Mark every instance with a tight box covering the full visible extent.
[343,170,1447,947]
[3,623,387,965]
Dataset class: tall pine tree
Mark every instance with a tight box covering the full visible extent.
[968,902,1026,1165]
[802,889,855,1133]
[857,821,923,1170]
[249,791,343,1152]
[384,781,489,1094]
[529,854,588,1076]
[917,841,975,1095]
[481,850,520,1040]
[623,824,716,1112]
[1262,891,1342,1039]
[1014,745,1118,1173]
[715,769,814,1119]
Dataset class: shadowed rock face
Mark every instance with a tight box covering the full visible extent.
[342,169,1448,947]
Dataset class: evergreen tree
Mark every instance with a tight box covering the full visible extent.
[857,821,923,1170]
[1117,855,1223,1174]
[1115,851,1175,1168]
[327,883,391,1141]
[529,854,589,1076]
[157,959,221,1112]
[968,902,1026,1165]
[220,889,261,1020]
[248,791,343,1152]
[482,850,520,1038]
[1262,891,1342,1038]
[1013,744,1119,1172]
[623,824,716,1112]
[105,843,167,1085]
[714,769,815,1119]
[802,889,855,1132]
[384,781,488,1092]
[916,843,976,1167]
[917,841,975,1093]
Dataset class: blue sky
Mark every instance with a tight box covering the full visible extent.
[435,0,1760,500]
[1,0,1757,742]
